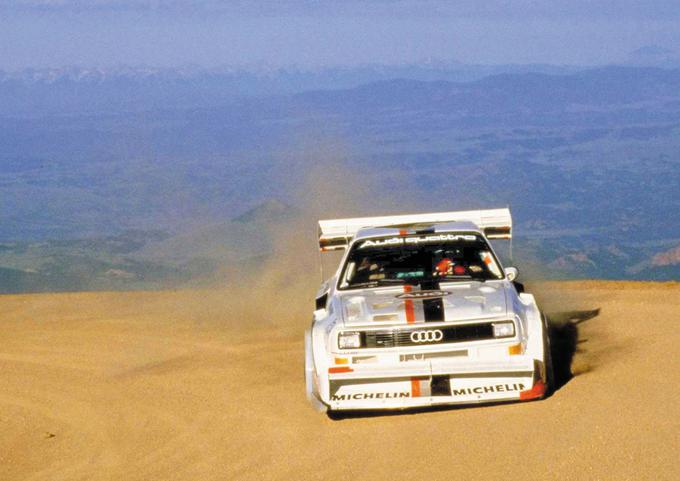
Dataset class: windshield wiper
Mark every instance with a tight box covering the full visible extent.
[348,278,411,289]
[377,278,408,285]
[439,276,487,283]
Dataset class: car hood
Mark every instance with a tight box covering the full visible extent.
[337,281,510,326]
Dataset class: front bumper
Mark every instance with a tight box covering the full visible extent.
[321,356,545,411]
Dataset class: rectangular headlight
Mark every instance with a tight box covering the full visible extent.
[492,321,515,338]
[338,331,362,349]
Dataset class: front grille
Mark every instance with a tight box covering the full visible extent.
[362,323,495,349]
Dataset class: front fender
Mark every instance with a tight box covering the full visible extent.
[519,293,547,361]
[305,329,328,412]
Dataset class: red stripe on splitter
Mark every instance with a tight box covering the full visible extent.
[328,366,353,374]
[411,378,421,397]
[403,285,416,324]
[399,229,408,236]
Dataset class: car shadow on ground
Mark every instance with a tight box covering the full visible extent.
[546,308,600,391]
[327,308,601,420]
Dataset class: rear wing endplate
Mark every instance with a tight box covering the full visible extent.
[318,208,511,251]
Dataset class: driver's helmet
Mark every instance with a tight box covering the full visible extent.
[435,258,467,276]
[435,258,454,276]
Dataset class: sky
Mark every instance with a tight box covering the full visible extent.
[1,1,679,70]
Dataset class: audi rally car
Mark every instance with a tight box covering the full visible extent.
[305,208,553,413]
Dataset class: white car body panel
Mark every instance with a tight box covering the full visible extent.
[305,209,550,413]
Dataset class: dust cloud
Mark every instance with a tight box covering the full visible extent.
[195,155,400,336]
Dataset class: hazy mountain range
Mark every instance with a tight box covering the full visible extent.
[0,62,590,117]
[1,61,679,292]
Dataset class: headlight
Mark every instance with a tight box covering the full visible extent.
[344,298,364,322]
[338,331,362,349]
[492,321,515,338]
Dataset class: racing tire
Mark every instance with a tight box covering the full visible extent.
[326,410,346,421]
[541,314,555,397]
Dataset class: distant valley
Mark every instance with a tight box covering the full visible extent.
[1,64,679,292]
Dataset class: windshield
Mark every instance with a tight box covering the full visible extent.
[338,232,504,290]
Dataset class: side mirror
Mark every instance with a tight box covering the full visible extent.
[315,292,328,310]
[504,267,519,281]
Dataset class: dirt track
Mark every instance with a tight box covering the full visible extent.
[1,281,679,481]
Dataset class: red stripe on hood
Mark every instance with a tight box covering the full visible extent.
[403,285,416,324]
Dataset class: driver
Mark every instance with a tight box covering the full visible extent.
[435,258,467,277]
[356,257,383,281]
[435,258,454,276]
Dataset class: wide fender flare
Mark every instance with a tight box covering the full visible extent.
[305,329,328,412]
[304,329,314,396]
[309,321,332,402]
[520,293,547,361]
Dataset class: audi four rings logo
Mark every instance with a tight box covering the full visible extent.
[410,329,444,343]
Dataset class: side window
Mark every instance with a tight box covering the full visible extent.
[480,251,502,278]
[343,261,356,286]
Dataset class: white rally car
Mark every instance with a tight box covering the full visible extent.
[305,208,553,414]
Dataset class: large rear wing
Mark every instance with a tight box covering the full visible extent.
[318,208,511,251]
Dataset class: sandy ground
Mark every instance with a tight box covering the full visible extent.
[1,280,679,481]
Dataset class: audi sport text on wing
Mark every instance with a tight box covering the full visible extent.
[305,208,554,413]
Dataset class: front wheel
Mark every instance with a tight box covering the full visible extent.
[541,315,555,396]
[326,410,346,421]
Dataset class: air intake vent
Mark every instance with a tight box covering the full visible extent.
[362,323,495,349]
